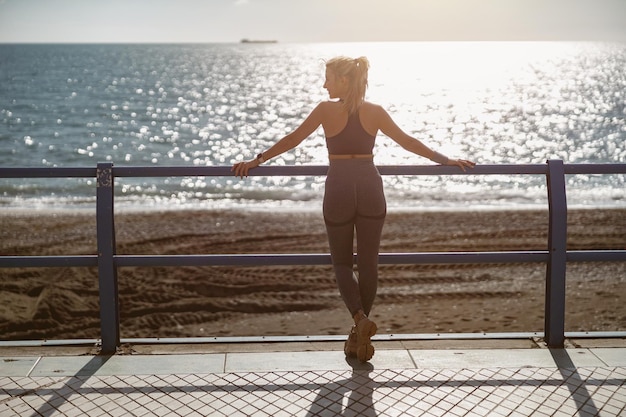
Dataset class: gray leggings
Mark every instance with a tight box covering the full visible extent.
[323,159,386,317]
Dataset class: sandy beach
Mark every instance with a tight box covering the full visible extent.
[1,208,624,341]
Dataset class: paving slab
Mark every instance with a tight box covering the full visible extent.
[30,354,225,376]
[409,348,608,369]
[225,350,415,373]
[591,347,626,366]
[0,357,39,377]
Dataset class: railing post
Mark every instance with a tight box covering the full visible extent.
[96,162,120,354]
[545,159,567,348]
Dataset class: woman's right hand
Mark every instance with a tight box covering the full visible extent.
[231,159,260,178]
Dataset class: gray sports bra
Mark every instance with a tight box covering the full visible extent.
[326,111,375,155]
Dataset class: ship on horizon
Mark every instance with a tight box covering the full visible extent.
[240,38,278,44]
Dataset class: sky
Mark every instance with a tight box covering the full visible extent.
[0,0,625,43]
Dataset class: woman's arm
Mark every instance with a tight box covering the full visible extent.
[375,105,475,171]
[231,105,323,178]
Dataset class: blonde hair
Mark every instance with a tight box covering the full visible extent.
[325,56,369,115]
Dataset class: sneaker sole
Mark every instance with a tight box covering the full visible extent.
[356,319,377,362]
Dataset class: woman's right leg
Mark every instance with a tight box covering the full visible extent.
[354,214,385,316]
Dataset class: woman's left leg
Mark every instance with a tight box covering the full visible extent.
[350,169,386,362]
[325,220,364,316]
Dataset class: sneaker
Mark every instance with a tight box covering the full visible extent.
[344,325,357,358]
[355,317,377,362]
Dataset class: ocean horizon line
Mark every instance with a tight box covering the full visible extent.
[3,40,625,46]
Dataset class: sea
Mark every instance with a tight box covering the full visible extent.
[1,42,624,212]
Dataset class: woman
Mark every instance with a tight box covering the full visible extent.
[232,56,475,362]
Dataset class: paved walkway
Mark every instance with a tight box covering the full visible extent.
[1,341,625,416]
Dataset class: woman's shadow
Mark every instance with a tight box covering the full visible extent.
[305,357,377,417]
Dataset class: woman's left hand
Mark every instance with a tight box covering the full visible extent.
[231,159,260,178]
[446,158,476,172]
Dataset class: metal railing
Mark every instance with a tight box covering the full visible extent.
[1,161,625,353]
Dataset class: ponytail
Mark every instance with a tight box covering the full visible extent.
[325,56,369,115]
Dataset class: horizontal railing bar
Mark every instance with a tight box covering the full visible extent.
[567,250,626,262]
[110,163,626,177]
[2,250,621,269]
[564,164,626,175]
[380,251,548,264]
[118,333,547,344]
[0,256,98,268]
[0,164,548,179]
[0,339,101,347]
[118,331,626,342]
[112,164,549,177]
[563,331,626,338]
[113,251,548,267]
[2,164,624,179]
[115,253,331,267]
[113,165,235,177]
[0,167,96,178]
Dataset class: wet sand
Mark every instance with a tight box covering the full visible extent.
[1,208,624,341]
